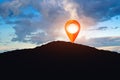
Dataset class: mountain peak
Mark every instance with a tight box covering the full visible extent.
[35,41,119,56]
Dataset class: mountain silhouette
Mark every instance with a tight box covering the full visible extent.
[0,41,120,74]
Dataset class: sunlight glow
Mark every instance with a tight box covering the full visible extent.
[67,24,79,34]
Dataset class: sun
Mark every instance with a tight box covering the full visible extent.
[66,24,79,34]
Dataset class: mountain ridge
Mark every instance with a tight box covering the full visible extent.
[0,41,120,71]
[1,41,119,55]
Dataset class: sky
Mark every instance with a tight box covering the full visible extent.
[0,0,120,53]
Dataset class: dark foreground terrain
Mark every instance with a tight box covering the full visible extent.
[0,41,120,77]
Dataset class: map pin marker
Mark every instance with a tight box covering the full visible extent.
[65,20,80,43]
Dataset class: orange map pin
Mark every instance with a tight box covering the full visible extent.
[65,20,80,43]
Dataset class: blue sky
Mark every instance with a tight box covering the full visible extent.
[0,0,120,53]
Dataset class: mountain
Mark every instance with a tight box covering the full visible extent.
[0,41,120,74]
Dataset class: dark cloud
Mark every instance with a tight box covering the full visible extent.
[96,26,108,30]
[90,26,108,31]
[112,26,120,29]
[0,0,120,44]
[11,18,41,42]
[85,37,120,47]
[29,32,50,44]
[76,0,120,21]
[89,26,120,31]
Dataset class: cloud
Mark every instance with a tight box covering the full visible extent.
[84,36,120,47]
[90,26,108,31]
[89,26,120,31]
[0,0,120,44]
[12,18,41,42]
[96,26,108,30]
[0,41,37,53]
[76,36,120,53]
[98,46,120,53]
[76,0,120,21]
[112,26,120,29]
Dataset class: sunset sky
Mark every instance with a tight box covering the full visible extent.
[0,0,120,53]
